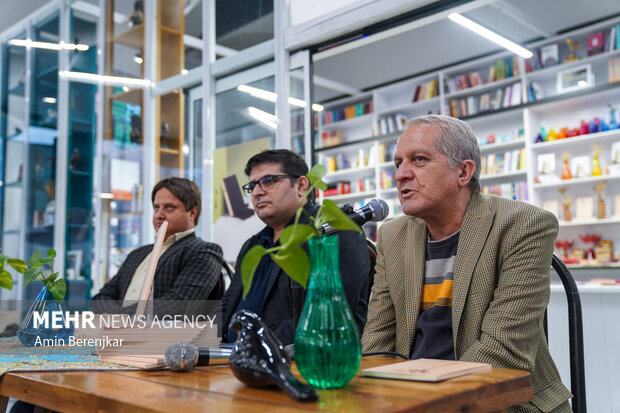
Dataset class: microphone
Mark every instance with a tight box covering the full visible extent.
[164,342,232,372]
[319,198,390,235]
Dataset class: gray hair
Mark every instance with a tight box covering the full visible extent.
[402,115,480,191]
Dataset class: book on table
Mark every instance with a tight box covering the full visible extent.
[361,358,492,382]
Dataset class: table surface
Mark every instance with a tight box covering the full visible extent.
[0,357,532,413]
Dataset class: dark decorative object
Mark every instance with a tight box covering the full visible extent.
[0,323,18,337]
[229,310,318,402]
[129,0,144,27]
[70,148,80,170]
[130,113,142,143]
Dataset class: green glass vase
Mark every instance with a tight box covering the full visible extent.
[294,235,361,389]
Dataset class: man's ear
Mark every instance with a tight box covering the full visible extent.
[459,160,476,187]
[296,176,310,197]
[188,206,198,224]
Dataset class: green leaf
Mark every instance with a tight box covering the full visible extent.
[47,278,66,302]
[0,270,13,290]
[7,259,28,274]
[240,245,267,299]
[38,257,55,265]
[23,268,40,286]
[0,254,8,263]
[320,199,363,233]
[47,249,57,260]
[271,245,310,288]
[306,164,328,191]
[279,224,315,250]
[28,250,43,268]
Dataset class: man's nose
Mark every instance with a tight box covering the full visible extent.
[395,164,411,182]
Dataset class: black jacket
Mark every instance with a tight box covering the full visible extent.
[92,233,223,314]
[222,202,371,345]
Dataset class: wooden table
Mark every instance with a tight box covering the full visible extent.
[0,358,532,413]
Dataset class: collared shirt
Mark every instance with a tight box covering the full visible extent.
[122,228,195,305]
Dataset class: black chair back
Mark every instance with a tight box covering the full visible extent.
[548,253,587,413]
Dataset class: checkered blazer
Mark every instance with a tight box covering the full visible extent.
[362,191,572,412]
[92,233,223,313]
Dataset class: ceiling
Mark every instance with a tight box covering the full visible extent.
[312,0,620,102]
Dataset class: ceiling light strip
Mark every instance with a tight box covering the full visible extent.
[448,13,533,59]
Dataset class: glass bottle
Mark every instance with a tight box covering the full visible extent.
[17,284,74,346]
[294,236,361,389]
[592,155,603,176]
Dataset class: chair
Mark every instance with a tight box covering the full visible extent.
[545,253,587,413]
[208,258,235,300]
[366,239,377,303]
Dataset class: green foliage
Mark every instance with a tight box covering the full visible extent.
[0,249,65,302]
[240,164,361,298]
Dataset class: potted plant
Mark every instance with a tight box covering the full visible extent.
[0,249,72,346]
[241,165,363,389]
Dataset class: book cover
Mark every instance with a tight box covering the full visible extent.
[540,44,559,67]
[361,359,492,382]
[587,31,605,56]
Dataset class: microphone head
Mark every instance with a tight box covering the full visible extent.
[164,342,199,372]
[368,199,389,222]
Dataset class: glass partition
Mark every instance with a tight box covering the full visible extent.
[64,7,98,300]
[212,75,275,262]
[1,33,27,279]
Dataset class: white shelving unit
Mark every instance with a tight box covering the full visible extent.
[313,16,620,257]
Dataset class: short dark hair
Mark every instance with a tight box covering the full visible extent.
[244,149,308,178]
[151,177,202,225]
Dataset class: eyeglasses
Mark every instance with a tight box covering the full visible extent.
[242,175,298,195]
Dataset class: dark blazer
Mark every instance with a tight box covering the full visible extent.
[92,233,223,314]
[222,202,371,346]
[362,191,572,413]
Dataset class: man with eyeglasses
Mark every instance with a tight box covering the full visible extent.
[221,149,371,345]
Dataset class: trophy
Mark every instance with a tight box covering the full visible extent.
[591,144,603,176]
[594,181,606,219]
[558,188,572,222]
[564,38,581,63]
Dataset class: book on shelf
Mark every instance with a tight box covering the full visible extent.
[540,43,559,67]
[609,58,620,83]
[479,93,491,112]
[587,31,605,56]
[361,358,492,382]
[607,26,616,52]
[510,82,522,106]
[491,88,504,110]
[502,85,512,108]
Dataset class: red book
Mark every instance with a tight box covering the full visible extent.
[587,32,605,56]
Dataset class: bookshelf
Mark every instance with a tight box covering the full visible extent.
[313,16,620,258]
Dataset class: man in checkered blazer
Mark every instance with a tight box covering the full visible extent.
[92,177,223,314]
[361,115,571,413]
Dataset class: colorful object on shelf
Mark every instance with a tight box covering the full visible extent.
[540,127,547,141]
[558,188,572,222]
[555,239,575,262]
[558,127,568,139]
[594,182,606,219]
[579,233,601,260]
[580,120,589,135]
[547,128,558,141]
[591,145,603,176]
[534,133,544,143]
[609,104,619,130]
[561,154,573,180]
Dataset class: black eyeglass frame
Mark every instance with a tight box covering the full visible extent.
[242,174,299,195]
